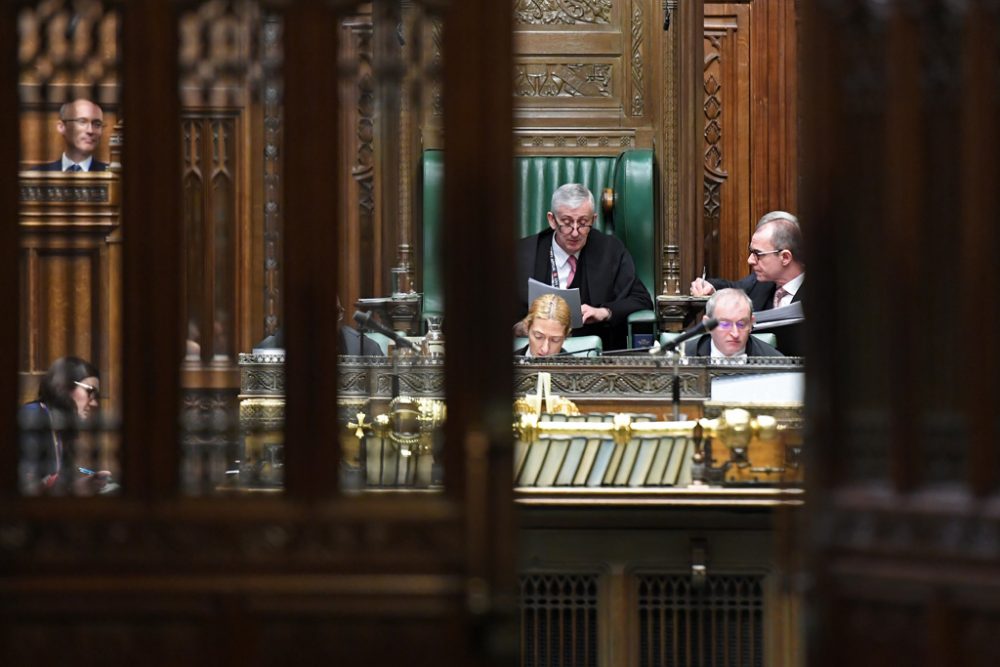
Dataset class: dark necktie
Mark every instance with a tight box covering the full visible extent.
[67,164,83,172]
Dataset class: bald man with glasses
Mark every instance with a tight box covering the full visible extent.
[515,183,653,350]
[36,99,109,172]
[690,211,806,355]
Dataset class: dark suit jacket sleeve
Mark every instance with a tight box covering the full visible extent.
[707,273,776,312]
[33,160,63,171]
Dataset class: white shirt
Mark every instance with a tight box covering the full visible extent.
[710,339,748,360]
[61,154,95,172]
[775,271,805,307]
[550,240,580,288]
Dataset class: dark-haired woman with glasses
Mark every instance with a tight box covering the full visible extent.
[18,356,111,495]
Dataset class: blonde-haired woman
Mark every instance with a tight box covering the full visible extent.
[517,294,572,357]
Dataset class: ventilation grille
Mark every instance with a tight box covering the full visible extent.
[637,574,765,667]
[520,573,599,667]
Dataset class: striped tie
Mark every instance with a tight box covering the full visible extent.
[566,255,577,287]
[773,287,787,309]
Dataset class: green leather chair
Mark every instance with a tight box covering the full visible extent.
[422,150,656,343]
[513,334,603,357]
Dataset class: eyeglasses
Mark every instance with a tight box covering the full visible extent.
[62,118,104,130]
[555,216,594,234]
[748,247,782,260]
[715,319,751,331]
[73,380,101,400]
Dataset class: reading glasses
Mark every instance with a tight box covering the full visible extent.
[748,247,782,259]
[715,319,751,331]
[62,118,105,130]
[555,217,594,234]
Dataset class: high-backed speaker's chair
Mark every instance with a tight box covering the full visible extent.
[422,149,656,344]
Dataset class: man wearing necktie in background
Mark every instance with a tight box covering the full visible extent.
[35,99,109,172]
[690,211,806,355]
[515,183,653,351]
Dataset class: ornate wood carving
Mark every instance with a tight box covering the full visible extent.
[17,0,119,105]
[515,63,613,97]
[515,0,613,25]
[262,13,283,337]
[517,130,635,153]
[630,1,644,116]
[703,31,728,279]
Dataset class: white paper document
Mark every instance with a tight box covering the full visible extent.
[528,278,583,328]
[752,301,804,331]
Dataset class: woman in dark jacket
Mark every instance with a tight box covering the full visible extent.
[19,356,109,495]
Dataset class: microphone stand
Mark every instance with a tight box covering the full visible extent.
[666,345,682,421]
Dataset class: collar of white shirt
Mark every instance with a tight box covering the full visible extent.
[777,271,805,304]
[710,339,748,360]
[61,154,94,172]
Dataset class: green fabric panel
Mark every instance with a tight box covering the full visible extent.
[516,156,617,237]
[422,150,445,316]
[613,149,655,296]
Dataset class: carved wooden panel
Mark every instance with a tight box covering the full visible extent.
[514,0,653,137]
[703,7,750,282]
[702,0,798,284]
[181,114,240,362]
[801,0,1000,664]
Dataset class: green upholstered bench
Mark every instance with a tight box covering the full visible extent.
[422,150,656,345]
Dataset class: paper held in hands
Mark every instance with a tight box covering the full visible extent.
[752,301,804,331]
[528,278,584,328]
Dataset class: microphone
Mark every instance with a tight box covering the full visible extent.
[352,311,417,350]
[661,318,719,353]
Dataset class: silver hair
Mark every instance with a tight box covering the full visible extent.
[755,210,803,261]
[705,288,753,319]
[550,183,595,216]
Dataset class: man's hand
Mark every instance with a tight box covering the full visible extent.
[581,304,611,324]
[690,277,716,296]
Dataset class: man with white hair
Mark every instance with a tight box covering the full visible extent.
[684,288,783,358]
[515,183,653,350]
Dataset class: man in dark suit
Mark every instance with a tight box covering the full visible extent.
[35,99,109,172]
[683,289,784,358]
[515,183,653,350]
[690,211,805,355]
